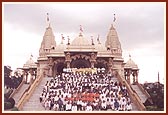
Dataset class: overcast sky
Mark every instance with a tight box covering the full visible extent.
[3,2,165,83]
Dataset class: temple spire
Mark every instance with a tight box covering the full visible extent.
[39,14,56,56]
[105,14,122,56]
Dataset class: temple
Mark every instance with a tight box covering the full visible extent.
[14,15,152,111]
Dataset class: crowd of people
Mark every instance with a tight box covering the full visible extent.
[39,72,132,111]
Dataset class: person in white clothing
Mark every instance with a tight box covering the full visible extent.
[121,98,127,111]
[66,101,72,111]
[72,103,78,111]
[126,102,132,111]
[82,101,87,111]
[101,100,107,110]
[53,102,59,111]
[86,103,92,111]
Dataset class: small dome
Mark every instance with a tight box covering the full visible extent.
[55,43,66,52]
[124,57,138,70]
[23,56,37,69]
[71,33,91,46]
[26,57,34,65]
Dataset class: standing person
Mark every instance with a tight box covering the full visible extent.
[39,93,43,103]
[121,98,127,111]
[126,102,132,111]
[44,98,51,110]
[58,97,63,111]
[82,100,87,111]
[72,103,78,111]
[53,101,59,111]
[66,101,72,111]
[110,98,115,110]
[101,100,107,110]
[92,101,98,111]
[86,103,93,111]
[114,99,119,111]
[77,99,82,111]
[106,98,111,110]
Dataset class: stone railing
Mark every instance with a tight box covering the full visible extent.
[16,75,43,110]
[136,82,152,104]
[137,83,151,98]
[9,78,25,98]
[115,71,146,111]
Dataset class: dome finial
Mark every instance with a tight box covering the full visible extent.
[61,34,65,44]
[129,54,131,59]
[47,13,50,27]
[91,36,94,45]
[97,34,101,44]
[113,13,116,22]
[79,25,83,36]
[111,13,116,29]
[67,36,70,45]
[80,25,83,32]
[30,54,33,59]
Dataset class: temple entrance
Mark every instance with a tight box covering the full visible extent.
[70,58,91,69]
[95,62,106,69]
[53,62,66,75]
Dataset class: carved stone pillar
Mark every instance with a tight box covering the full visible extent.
[132,73,136,84]
[135,71,139,83]
[124,70,127,80]
[90,53,97,68]
[127,69,131,85]
[108,58,113,73]
[91,62,94,68]
[65,52,71,68]
[49,66,52,77]
[48,57,53,77]
[67,62,70,68]
[53,61,57,76]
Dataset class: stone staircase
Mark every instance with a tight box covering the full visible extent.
[19,75,139,111]
[21,77,52,111]
[111,77,139,111]
[131,85,148,103]
[13,83,30,105]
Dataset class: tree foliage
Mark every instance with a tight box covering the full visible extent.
[143,83,164,111]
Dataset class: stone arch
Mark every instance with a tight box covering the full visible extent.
[95,58,108,70]
[53,58,65,76]
[70,54,91,68]
[70,58,91,68]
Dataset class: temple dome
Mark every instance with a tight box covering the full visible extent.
[55,43,66,52]
[124,57,138,70]
[70,33,91,46]
[23,56,37,69]
[26,57,34,65]
[95,43,107,52]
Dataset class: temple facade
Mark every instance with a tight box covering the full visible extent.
[36,18,139,84]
